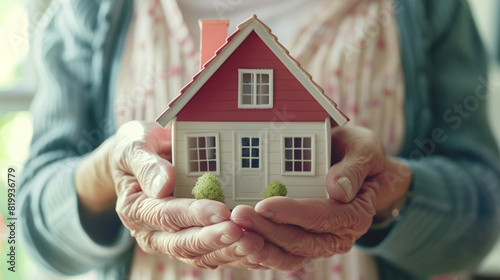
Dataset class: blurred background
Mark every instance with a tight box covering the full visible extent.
[0,0,499,279]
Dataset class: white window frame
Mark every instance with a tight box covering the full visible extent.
[238,69,273,109]
[185,133,220,176]
[239,136,262,170]
[281,134,315,176]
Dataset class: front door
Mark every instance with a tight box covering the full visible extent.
[235,132,267,200]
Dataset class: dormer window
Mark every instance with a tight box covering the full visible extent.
[238,69,273,108]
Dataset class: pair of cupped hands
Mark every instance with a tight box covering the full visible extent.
[76,121,411,272]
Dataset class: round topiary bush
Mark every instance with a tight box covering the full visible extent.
[265,180,287,198]
[192,172,225,203]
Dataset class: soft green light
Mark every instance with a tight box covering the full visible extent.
[0,5,29,87]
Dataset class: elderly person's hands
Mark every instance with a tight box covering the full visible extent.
[74,121,265,269]
[231,126,412,268]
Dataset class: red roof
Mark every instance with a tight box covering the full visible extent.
[156,15,349,127]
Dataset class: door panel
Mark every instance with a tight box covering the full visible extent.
[235,132,267,200]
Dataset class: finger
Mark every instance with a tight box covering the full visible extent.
[248,243,310,272]
[191,231,265,269]
[116,182,231,232]
[128,147,176,198]
[327,126,385,202]
[255,192,376,234]
[231,205,347,258]
[115,121,175,198]
[142,221,243,263]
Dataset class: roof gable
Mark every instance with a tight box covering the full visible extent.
[156,15,348,127]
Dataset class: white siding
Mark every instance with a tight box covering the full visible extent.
[173,120,331,208]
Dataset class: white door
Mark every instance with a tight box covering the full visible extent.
[235,132,267,200]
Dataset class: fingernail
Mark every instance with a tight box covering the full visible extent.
[220,234,236,244]
[152,173,167,196]
[257,210,275,219]
[337,176,353,201]
[233,218,253,229]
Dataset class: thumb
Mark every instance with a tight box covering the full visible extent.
[326,126,385,203]
[115,121,176,198]
[326,151,383,203]
[129,149,176,198]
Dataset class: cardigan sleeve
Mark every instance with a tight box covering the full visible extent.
[19,0,133,276]
[357,0,500,276]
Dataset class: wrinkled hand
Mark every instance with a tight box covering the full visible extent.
[231,126,398,262]
[231,183,377,261]
[76,121,264,269]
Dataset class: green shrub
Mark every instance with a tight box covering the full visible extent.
[192,172,225,203]
[265,180,287,198]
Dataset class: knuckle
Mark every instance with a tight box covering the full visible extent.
[315,234,353,257]
[248,245,270,264]
[192,258,212,269]
[171,236,198,259]
[308,203,337,233]
[157,234,198,259]
[136,231,158,255]
[160,212,182,232]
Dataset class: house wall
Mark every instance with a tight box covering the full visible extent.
[173,120,331,209]
[175,31,331,123]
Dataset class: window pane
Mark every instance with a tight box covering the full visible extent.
[242,147,250,157]
[209,161,217,171]
[260,96,269,105]
[303,137,312,148]
[200,161,208,171]
[187,135,218,173]
[294,150,302,160]
[242,159,250,168]
[242,137,249,147]
[242,84,252,94]
[252,159,259,168]
[208,148,216,159]
[207,136,216,148]
[251,138,259,146]
[283,136,313,173]
[251,148,259,157]
[262,74,269,83]
[198,137,206,148]
[188,137,197,149]
[243,73,252,83]
[303,149,312,160]
[294,161,302,172]
[242,95,252,104]
[303,161,312,172]
[189,149,198,160]
[239,70,272,108]
[294,138,302,148]
[261,85,269,95]
[199,149,206,160]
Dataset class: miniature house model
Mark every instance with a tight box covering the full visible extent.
[156,15,348,208]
